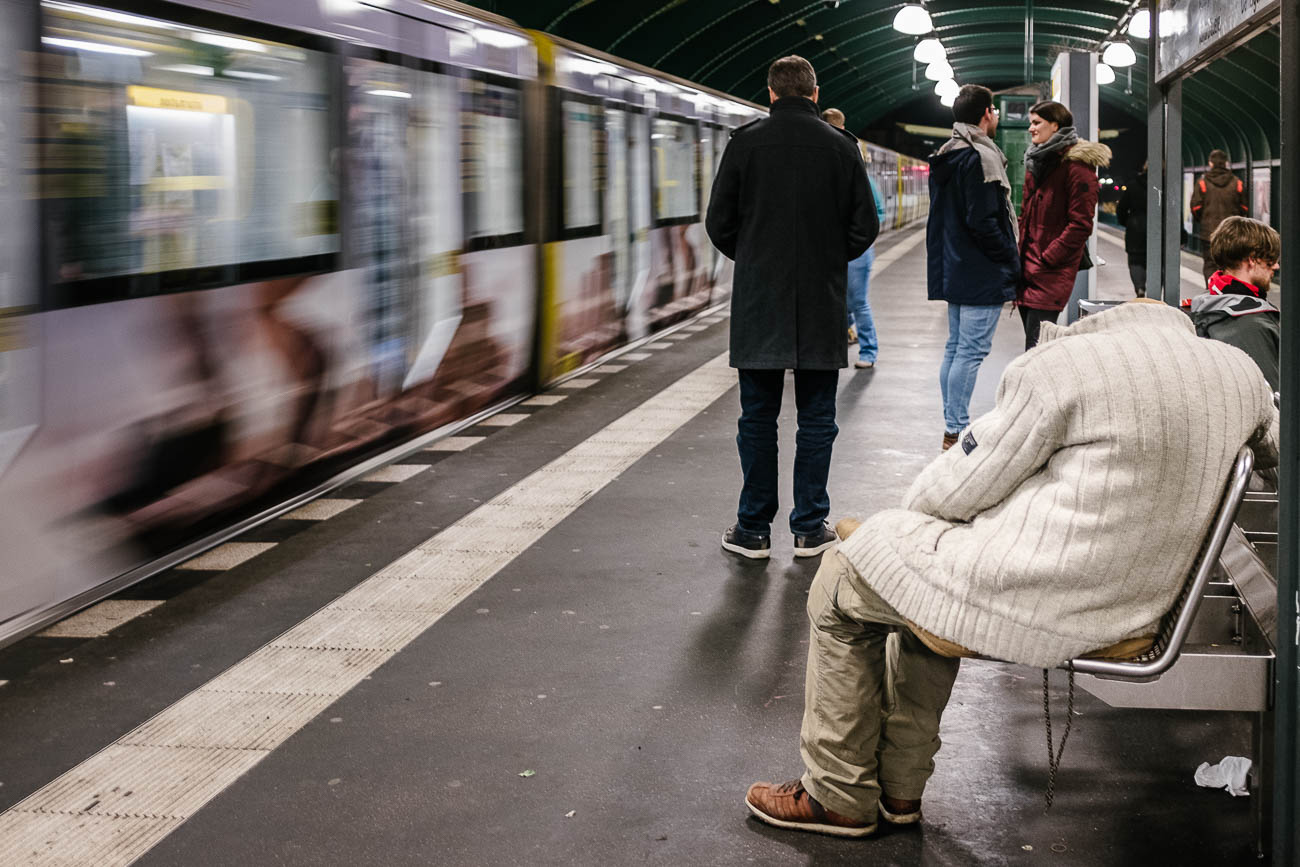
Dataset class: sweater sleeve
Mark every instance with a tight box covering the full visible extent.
[903,362,1063,522]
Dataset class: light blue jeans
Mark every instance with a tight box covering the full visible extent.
[846,247,877,363]
[940,303,1002,435]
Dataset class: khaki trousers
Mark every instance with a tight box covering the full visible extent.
[799,550,961,822]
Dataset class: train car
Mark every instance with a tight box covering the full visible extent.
[0,0,927,646]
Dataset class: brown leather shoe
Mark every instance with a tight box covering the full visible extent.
[878,795,923,825]
[942,432,959,451]
[745,779,876,838]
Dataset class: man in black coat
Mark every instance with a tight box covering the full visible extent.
[705,55,878,560]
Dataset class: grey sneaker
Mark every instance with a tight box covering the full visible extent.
[722,525,771,560]
[793,523,838,558]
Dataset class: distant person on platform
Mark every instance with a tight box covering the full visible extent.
[924,84,1019,452]
[1115,162,1148,296]
[822,107,888,369]
[1190,216,1281,391]
[1017,100,1110,350]
[706,56,878,560]
[1191,149,1249,282]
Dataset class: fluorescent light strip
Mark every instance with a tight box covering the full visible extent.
[224,70,282,81]
[156,64,215,76]
[42,1,180,30]
[192,32,266,53]
[366,89,412,99]
[41,36,152,56]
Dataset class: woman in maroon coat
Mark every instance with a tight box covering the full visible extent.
[1017,100,1111,349]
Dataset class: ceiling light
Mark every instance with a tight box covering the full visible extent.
[367,89,412,99]
[924,60,954,81]
[1127,9,1150,40]
[892,4,932,35]
[935,78,960,99]
[1095,62,1115,85]
[41,1,180,29]
[1101,41,1137,67]
[192,32,266,53]
[913,38,945,64]
[472,27,529,49]
[42,36,152,56]
[224,70,282,81]
[156,64,214,76]
[940,93,955,107]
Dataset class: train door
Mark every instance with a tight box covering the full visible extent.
[605,106,632,311]
[625,108,653,338]
[405,63,464,389]
[698,123,716,282]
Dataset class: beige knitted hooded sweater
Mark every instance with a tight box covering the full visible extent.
[839,303,1278,668]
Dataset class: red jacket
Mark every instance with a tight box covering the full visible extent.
[1018,140,1110,311]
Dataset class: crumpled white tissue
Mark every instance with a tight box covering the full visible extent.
[1194,756,1252,797]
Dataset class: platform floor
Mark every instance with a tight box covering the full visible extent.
[0,228,1261,866]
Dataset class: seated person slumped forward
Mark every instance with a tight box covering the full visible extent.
[746,300,1278,838]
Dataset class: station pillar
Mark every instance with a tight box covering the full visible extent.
[1050,51,1099,323]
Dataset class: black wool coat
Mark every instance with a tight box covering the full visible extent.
[705,98,879,370]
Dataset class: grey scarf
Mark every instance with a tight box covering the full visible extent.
[940,122,1018,242]
[1024,126,1079,181]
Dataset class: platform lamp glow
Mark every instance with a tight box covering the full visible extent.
[1095,62,1116,85]
[1127,9,1151,39]
[939,92,955,107]
[913,37,945,64]
[934,78,960,99]
[892,4,932,35]
[1101,41,1137,67]
[925,60,954,81]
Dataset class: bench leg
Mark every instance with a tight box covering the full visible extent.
[1252,708,1274,859]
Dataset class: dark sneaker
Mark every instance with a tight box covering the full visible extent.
[793,523,838,558]
[745,779,876,838]
[942,432,960,451]
[878,795,922,825]
[722,525,771,560]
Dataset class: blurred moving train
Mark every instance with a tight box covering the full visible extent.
[0,0,930,645]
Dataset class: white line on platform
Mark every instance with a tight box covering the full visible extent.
[425,435,486,451]
[282,499,362,521]
[176,542,278,572]
[37,600,165,639]
[521,395,567,406]
[621,352,652,361]
[477,413,528,427]
[0,351,737,867]
[361,464,426,483]
[557,378,599,389]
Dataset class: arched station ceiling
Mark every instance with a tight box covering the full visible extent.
[463,0,1281,164]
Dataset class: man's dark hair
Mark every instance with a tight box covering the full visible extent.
[1209,148,1229,166]
[767,56,817,99]
[1029,100,1073,128]
[952,85,994,125]
[1210,216,1280,270]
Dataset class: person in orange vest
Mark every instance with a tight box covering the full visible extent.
[1190,149,1248,282]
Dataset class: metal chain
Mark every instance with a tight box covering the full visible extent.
[1042,663,1077,811]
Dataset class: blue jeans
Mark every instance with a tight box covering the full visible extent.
[939,303,1001,435]
[736,369,839,536]
[846,247,878,363]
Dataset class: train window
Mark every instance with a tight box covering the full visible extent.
[347,56,414,393]
[411,69,463,335]
[605,107,631,306]
[651,117,698,224]
[39,2,336,300]
[462,79,525,246]
[562,98,603,232]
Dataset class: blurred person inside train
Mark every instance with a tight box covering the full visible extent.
[923,85,1019,452]
[822,107,887,369]
[743,298,1278,840]
[706,55,878,560]
[1190,149,1249,283]
[1188,215,1281,392]
[1017,100,1110,350]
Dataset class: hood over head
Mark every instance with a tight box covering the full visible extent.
[1037,300,1192,346]
[1204,165,1238,187]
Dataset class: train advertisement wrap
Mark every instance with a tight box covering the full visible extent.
[0,0,928,644]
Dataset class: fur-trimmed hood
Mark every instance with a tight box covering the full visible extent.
[1065,139,1112,168]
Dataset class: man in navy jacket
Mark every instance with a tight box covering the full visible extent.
[926,85,1020,451]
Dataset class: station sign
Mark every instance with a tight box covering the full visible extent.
[1156,0,1280,82]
